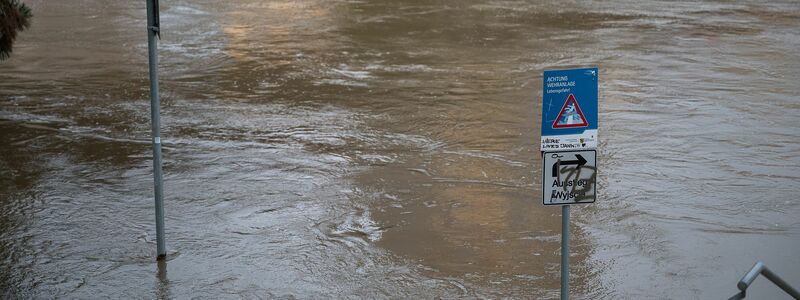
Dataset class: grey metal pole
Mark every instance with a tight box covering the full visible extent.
[146,0,166,259]
[738,261,765,291]
[735,261,800,299]
[561,204,569,300]
[761,266,800,299]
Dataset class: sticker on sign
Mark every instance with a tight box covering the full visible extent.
[542,150,596,205]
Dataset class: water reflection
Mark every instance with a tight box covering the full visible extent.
[1,0,799,298]
[156,259,170,299]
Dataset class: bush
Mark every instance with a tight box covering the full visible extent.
[0,0,32,60]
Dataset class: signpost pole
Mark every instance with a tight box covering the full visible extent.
[146,0,166,259]
[561,204,569,300]
[541,67,597,300]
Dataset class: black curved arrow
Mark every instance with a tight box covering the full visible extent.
[552,154,587,177]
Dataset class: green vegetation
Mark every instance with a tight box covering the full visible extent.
[0,0,32,60]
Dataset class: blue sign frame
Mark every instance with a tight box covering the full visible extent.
[540,67,598,151]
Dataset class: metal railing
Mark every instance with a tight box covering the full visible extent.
[728,261,799,300]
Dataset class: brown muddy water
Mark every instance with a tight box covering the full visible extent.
[2,0,800,299]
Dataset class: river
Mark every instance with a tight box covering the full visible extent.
[1,0,799,298]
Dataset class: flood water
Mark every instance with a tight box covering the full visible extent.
[2,0,800,298]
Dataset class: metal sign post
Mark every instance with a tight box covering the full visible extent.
[539,67,599,300]
[561,204,569,300]
[146,0,166,259]
[544,150,596,299]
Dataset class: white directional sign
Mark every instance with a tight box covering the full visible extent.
[542,150,596,205]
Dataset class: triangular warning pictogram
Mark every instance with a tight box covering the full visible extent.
[552,94,588,128]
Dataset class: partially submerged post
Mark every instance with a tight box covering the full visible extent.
[560,205,570,300]
[540,68,599,299]
[145,0,166,259]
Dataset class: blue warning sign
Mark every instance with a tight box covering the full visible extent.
[540,68,598,151]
